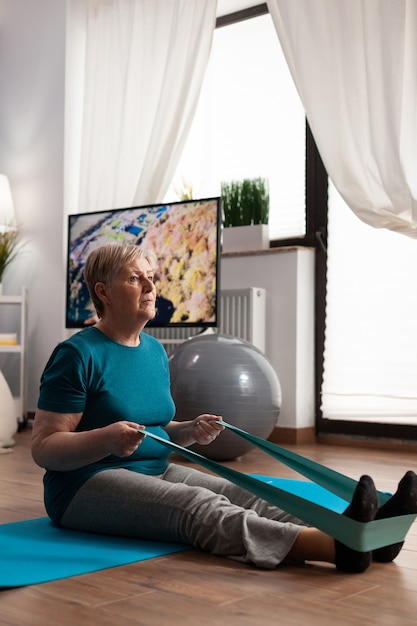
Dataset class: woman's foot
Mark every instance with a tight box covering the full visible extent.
[335,475,378,573]
[373,470,417,562]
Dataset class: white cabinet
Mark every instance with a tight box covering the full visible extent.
[0,287,27,425]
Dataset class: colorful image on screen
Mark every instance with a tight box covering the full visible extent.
[66,197,221,328]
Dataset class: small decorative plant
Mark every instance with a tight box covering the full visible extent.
[221,177,269,228]
[0,226,23,284]
[174,178,194,201]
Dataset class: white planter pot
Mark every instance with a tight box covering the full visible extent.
[222,224,269,253]
[0,369,17,451]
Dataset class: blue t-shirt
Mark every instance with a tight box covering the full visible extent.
[37,327,176,523]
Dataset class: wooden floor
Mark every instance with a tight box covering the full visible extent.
[1,428,417,626]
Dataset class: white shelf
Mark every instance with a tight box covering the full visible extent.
[0,295,23,305]
[0,345,22,353]
[0,287,27,423]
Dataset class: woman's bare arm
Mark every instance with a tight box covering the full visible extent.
[31,408,145,471]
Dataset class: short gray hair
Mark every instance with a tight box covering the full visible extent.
[84,242,157,318]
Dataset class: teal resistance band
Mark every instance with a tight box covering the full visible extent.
[143,421,416,552]
[219,420,389,504]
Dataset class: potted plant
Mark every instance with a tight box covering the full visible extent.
[221,177,269,253]
[0,226,23,294]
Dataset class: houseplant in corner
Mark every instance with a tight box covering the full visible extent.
[221,177,269,253]
[0,225,23,295]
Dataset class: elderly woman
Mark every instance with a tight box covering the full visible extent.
[32,242,417,573]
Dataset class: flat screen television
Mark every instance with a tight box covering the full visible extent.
[66,197,221,329]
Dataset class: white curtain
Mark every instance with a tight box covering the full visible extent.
[267,0,417,237]
[65,0,217,216]
[266,0,417,423]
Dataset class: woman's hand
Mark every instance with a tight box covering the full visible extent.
[106,421,145,458]
[164,414,224,447]
[192,414,225,446]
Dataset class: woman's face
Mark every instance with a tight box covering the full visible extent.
[107,256,157,323]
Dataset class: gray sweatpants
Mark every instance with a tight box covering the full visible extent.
[60,463,305,569]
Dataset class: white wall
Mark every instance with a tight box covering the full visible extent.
[0,1,315,431]
[0,0,67,411]
[222,248,315,430]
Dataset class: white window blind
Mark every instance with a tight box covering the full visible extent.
[322,182,417,424]
[165,14,306,241]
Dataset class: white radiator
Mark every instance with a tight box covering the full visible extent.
[220,287,266,352]
[145,287,266,356]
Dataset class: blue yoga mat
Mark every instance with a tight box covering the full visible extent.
[0,518,189,588]
[0,477,347,588]
[250,475,348,512]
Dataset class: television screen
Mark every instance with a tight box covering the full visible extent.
[66,197,221,328]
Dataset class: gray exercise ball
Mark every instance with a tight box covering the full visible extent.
[169,332,281,461]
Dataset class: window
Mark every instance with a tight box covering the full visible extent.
[165,14,306,241]
[321,182,417,426]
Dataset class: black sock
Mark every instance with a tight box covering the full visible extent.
[335,475,378,573]
[373,470,417,563]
